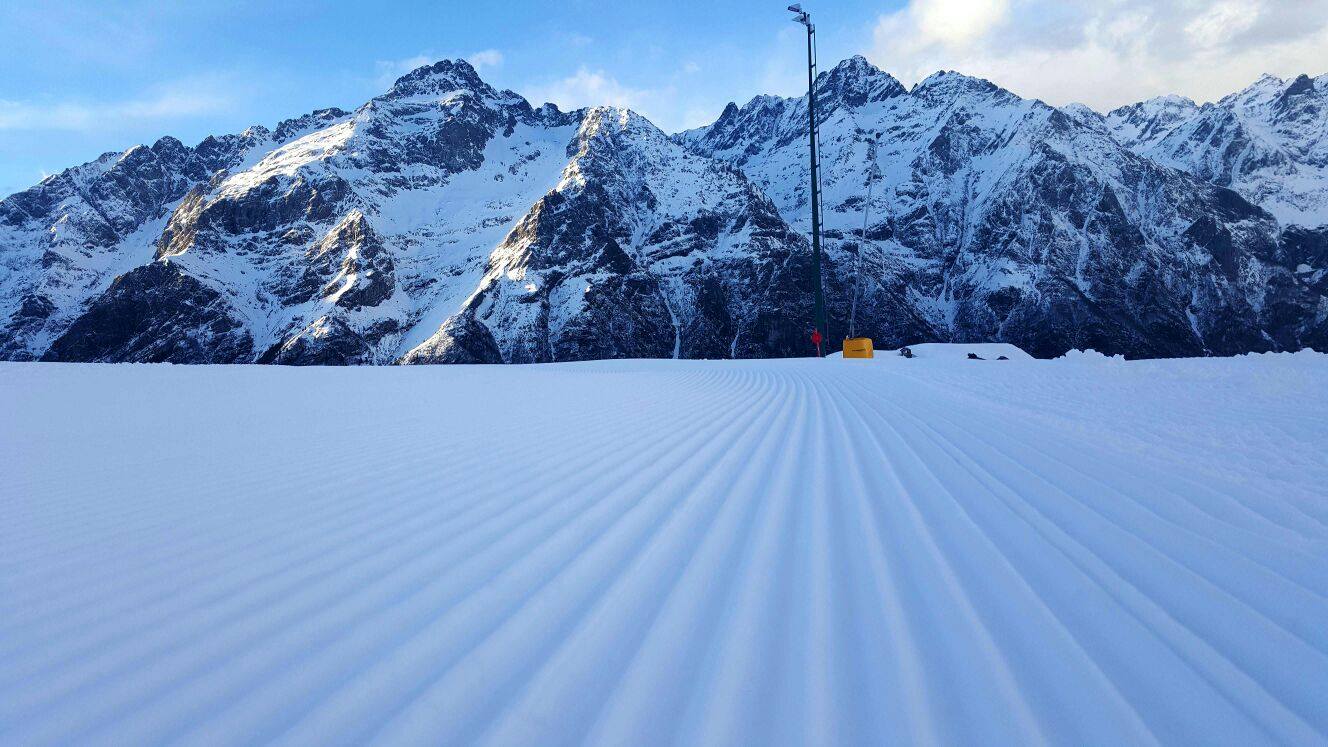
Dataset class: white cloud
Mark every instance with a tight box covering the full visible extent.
[0,87,230,131]
[759,25,813,100]
[374,50,503,90]
[520,67,717,130]
[914,0,1010,46]
[1184,1,1259,48]
[374,54,434,89]
[524,67,667,113]
[469,49,504,73]
[870,0,1328,110]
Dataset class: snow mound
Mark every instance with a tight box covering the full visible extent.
[829,343,1034,360]
[898,342,1034,360]
[2,356,1327,744]
[1057,348,1128,363]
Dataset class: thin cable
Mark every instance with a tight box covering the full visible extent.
[849,137,879,340]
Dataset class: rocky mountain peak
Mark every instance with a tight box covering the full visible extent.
[1222,73,1317,110]
[1105,94,1201,149]
[578,106,662,142]
[1249,73,1285,90]
[1058,103,1107,132]
[911,70,1004,101]
[712,102,741,126]
[384,59,493,100]
[1283,74,1317,97]
[1274,73,1324,118]
[556,106,675,194]
[150,136,190,161]
[816,55,905,108]
[1122,93,1200,113]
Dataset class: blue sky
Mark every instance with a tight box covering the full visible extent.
[3,0,1326,198]
[0,0,894,197]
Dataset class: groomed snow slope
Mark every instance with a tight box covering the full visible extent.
[3,353,1327,745]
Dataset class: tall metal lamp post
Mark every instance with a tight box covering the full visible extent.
[789,4,829,357]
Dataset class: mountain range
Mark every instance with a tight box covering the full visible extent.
[2,57,1324,363]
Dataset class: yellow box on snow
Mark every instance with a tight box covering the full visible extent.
[843,337,874,359]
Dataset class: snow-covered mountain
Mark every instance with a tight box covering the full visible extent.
[1,57,1324,362]
[1099,95,1200,151]
[1106,74,1328,229]
[5,61,810,365]
[682,57,1325,357]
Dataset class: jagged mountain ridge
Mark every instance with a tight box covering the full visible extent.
[682,57,1325,357]
[1103,73,1328,229]
[1,57,1324,362]
[10,61,812,365]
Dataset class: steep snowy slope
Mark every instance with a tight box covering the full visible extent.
[1108,74,1328,229]
[1102,95,1200,152]
[405,107,812,363]
[3,353,1326,744]
[682,57,1326,357]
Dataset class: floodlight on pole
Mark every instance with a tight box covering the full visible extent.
[789,5,829,356]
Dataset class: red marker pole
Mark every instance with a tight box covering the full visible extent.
[811,328,823,358]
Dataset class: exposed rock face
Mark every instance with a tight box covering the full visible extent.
[400,311,502,364]
[258,315,373,366]
[0,129,268,359]
[2,56,1324,363]
[305,211,397,311]
[41,262,253,363]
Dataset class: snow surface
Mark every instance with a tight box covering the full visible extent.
[3,352,1328,745]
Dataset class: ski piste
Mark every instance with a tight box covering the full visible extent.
[3,348,1327,744]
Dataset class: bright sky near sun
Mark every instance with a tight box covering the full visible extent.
[2,0,1326,197]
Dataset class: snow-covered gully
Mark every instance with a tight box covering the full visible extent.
[2,350,1327,745]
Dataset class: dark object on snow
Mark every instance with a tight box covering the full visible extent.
[968,352,985,360]
[998,355,1009,360]
[899,346,914,358]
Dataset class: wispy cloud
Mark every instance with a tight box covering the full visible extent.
[374,54,435,90]
[520,60,723,131]
[374,49,505,90]
[870,0,1328,109]
[469,49,504,73]
[524,67,669,114]
[0,85,231,132]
